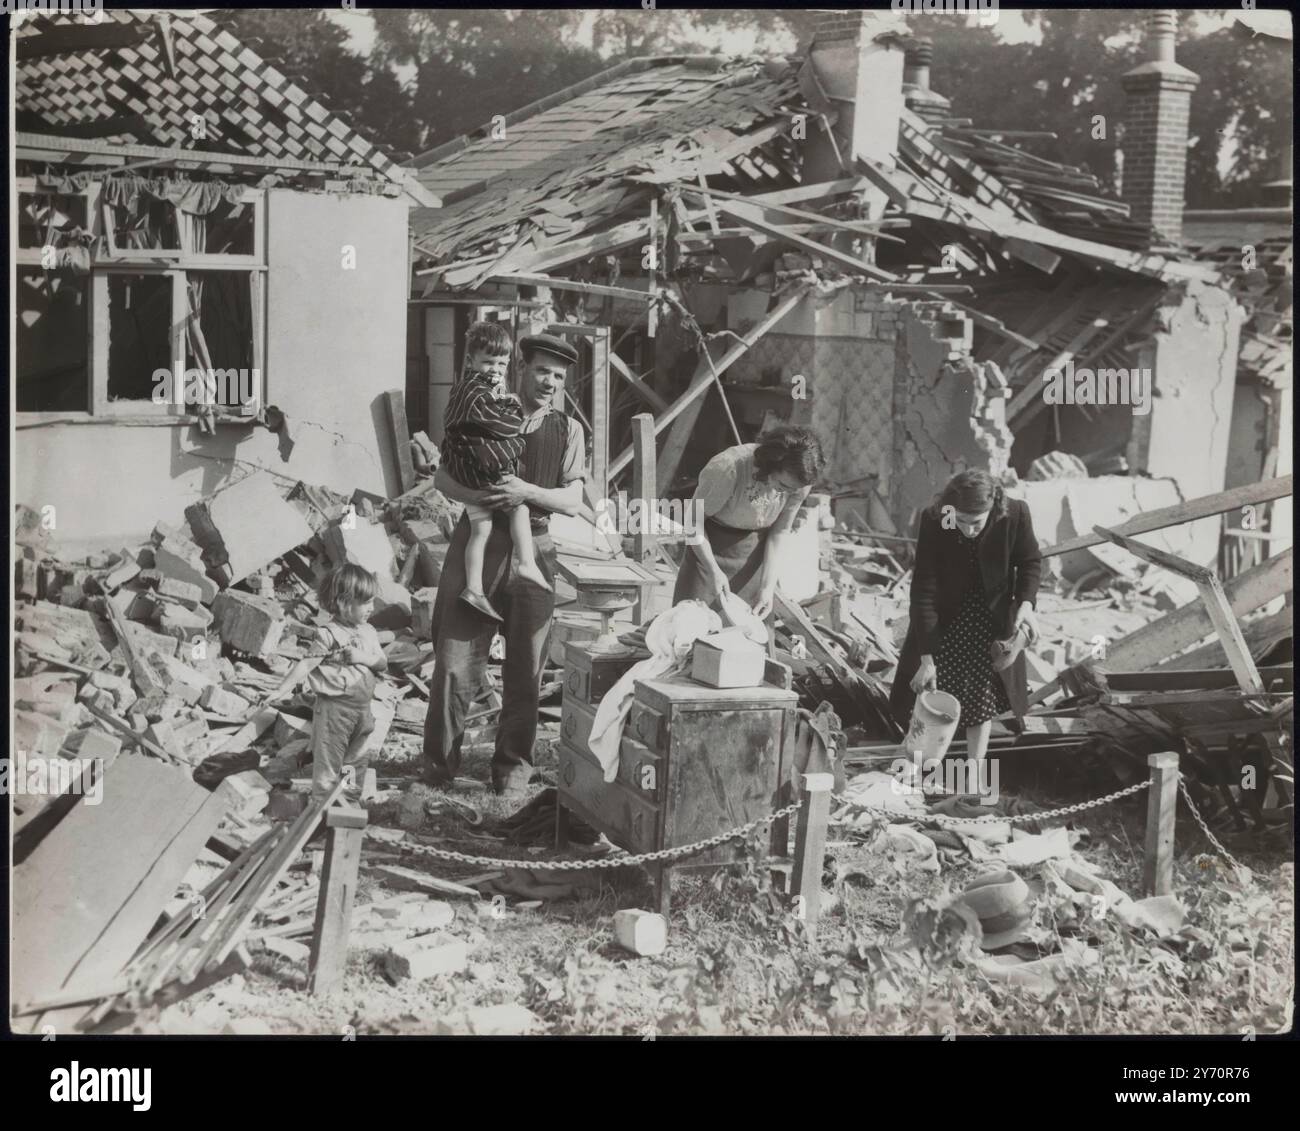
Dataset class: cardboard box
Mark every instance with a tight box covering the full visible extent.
[691,628,765,689]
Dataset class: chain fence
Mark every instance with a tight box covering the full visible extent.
[372,771,1245,874]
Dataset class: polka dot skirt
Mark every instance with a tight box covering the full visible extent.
[934,531,1010,728]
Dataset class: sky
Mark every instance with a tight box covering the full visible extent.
[328,6,1293,66]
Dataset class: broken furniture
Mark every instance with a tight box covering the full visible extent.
[554,557,660,655]
[556,639,798,916]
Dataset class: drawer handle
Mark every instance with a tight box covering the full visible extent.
[632,811,644,841]
[562,761,575,786]
[635,714,653,742]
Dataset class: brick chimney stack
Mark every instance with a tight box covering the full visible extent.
[803,9,906,186]
[902,38,951,124]
[1121,9,1199,247]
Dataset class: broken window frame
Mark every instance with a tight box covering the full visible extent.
[14,177,101,264]
[16,183,267,422]
[101,186,265,267]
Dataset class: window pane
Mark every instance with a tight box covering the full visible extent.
[107,274,173,402]
[18,192,88,250]
[202,198,256,257]
[17,268,89,412]
[184,271,257,409]
[107,195,181,252]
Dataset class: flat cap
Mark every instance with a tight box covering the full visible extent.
[520,333,579,366]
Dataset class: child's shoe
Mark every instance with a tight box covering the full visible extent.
[459,587,503,622]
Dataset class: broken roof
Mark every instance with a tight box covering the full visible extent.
[407,50,1223,291]
[14,9,426,198]
[409,55,804,277]
[1186,208,1293,387]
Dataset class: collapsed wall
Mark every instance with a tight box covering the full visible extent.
[890,303,1013,533]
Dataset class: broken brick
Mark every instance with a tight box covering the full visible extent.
[157,576,204,608]
[103,550,141,592]
[15,710,73,758]
[14,674,79,717]
[211,589,285,656]
[79,670,138,714]
[154,536,219,604]
[200,684,252,717]
[381,934,467,982]
[146,712,209,762]
[223,769,271,817]
[121,620,180,660]
[158,602,214,641]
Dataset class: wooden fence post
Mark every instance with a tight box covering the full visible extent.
[791,772,833,939]
[309,805,367,996]
[1144,751,1179,897]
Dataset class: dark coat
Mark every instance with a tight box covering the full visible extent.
[889,497,1042,728]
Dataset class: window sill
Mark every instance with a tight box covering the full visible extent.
[16,412,257,429]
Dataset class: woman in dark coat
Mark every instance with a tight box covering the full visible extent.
[674,425,826,619]
[890,470,1042,763]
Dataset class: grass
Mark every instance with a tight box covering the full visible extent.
[148,729,1294,1037]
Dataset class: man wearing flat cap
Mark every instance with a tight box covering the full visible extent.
[423,333,587,796]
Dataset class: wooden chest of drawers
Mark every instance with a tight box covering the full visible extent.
[556,641,798,913]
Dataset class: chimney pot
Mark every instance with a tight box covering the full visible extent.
[1148,10,1177,63]
[903,38,934,91]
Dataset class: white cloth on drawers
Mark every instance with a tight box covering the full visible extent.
[587,601,721,782]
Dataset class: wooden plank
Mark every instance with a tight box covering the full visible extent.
[608,285,810,483]
[895,185,1216,282]
[791,773,833,941]
[747,177,870,206]
[14,756,235,1011]
[1102,550,1292,673]
[632,412,657,623]
[712,199,895,281]
[1042,477,1293,558]
[671,178,898,238]
[1143,752,1179,897]
[15,131,408,183]
[445,218,649,287]
[590,326,611,505]
[1102,666,1293,693]
[309,806,368,996]
[1196,573,1267,693]
[16,21,154,60]
[383,390,416,495]
[610,352,669,414]
[1093,525,1215,583]
[492,273,653,303]
[1159,609,1292,671]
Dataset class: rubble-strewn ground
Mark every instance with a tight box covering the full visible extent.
[147,736,1295,1038]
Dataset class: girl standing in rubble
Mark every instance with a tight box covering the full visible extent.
[674,425,826,620]
[891,470,1041,764]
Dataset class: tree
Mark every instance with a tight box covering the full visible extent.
[209,9,421,158]
[370,10,607,154]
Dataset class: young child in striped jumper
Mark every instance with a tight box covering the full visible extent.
[440,321,551,622]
